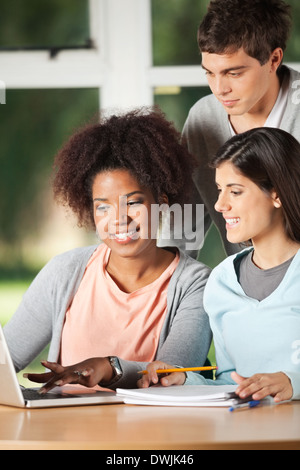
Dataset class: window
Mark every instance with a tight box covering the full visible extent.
[152,0,209,66]
[0,88,99,269]
[0,0,299,379]
[1,0,300,276]
[0,0,90,50]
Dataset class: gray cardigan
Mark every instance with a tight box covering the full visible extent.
[182,65,300,257]
[4,246,212,389]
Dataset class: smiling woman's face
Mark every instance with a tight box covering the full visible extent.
[214,161,283,246]
[92,169,159,258]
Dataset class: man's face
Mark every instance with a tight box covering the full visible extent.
[202,48,279,117]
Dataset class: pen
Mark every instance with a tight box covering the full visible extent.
[138,366,218,375]
[229,400,260,412]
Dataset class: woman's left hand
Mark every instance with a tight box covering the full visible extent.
[24,358,114,394]
[231,371,293,403]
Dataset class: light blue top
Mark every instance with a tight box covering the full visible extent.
[185,248,300,400]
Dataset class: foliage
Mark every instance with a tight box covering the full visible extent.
[0,0,299,273]
[152,0,210,66]
[0,0,89,48]
[0,89,99,259]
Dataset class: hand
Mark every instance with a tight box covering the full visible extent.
[137,361,186,388]
[231,371,293,403]
[24,357,114,394]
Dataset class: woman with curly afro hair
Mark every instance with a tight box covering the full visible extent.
[4,107,212,392]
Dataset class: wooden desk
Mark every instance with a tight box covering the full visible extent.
[0,402,299,450]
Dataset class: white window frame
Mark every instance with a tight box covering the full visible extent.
[0,0,299,110]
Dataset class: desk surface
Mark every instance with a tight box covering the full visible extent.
[0,401,300,450]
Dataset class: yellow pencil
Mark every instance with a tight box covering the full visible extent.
[138,366,218,375]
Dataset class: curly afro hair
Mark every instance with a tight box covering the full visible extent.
[53,107,197,229]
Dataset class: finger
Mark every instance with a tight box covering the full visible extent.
[39,376,65,394]
[251,381,288,402]
[273,390,289,403]
[234,375,258,397]
[231,371,246,385]
[236,375,268,399]
[251,384,285,401]
[145,362,171,386]
[38,370,78,394]
[273,386,293,403]
[160,372,186,387]
[138,363,171,388]
[40,368,95,394]
[38,374,74,394]
[138,375,152,388]
[41,360,65,374]
[236,382,260,399]
[137,378,144,388]
[23,372,53,384]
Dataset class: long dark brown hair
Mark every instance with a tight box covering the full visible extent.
[211,127,300,243]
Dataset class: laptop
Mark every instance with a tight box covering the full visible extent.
[0,325,123,408]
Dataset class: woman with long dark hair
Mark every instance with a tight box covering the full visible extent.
[141,128,300,403]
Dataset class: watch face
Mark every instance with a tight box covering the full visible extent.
[110,356,122,379]
[112,357,121,369]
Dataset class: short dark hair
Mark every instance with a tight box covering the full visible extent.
[198,0,292,65]
[211,127,300,243]
[53,107,196,228]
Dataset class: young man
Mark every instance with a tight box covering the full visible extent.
[183,0,300,257]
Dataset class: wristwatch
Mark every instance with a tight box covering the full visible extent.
[100,356,123,386]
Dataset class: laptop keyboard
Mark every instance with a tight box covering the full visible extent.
[21,388,73,400]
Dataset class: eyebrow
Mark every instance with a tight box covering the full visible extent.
[201,64,249,75]
[216,183,245,188]
[93,191,145,202]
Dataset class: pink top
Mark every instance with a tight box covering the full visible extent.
[60,244,179,367]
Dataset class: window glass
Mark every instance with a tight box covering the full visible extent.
[154,86,210,131]
[0,88,99,274]
[0,0,90,49]
[285,0,300,62]
[152,0,300,66]
[152,0,210,66]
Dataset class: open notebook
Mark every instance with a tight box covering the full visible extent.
[117,384,240,407]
